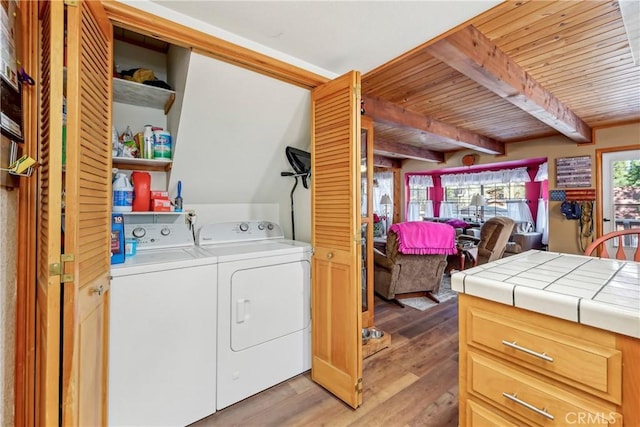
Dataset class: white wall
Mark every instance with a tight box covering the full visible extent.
[168,52,312,241]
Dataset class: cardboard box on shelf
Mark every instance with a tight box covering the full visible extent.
[151,198,171,212]
[150,190,169,199]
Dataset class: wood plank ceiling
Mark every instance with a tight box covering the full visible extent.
[362,0,640,164]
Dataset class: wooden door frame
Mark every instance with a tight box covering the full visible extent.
[14,0,39,425]
[100,0,328,90]
[14,1,330,422]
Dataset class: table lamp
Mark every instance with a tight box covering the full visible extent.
[469,194,486,221]
[380,194,392,233]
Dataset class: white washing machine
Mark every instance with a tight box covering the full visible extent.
[109,214,218,427]
[197,221,312,410]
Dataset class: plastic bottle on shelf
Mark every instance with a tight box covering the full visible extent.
[143,125,154,159]
[153,129,171,159]
[112,173,133,212]
[131,171,151,211]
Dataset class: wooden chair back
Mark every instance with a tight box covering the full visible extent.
[583,229,640,261]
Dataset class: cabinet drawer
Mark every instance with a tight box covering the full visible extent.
[468,352,622,427]
[467,307,621,403]
[467,399,522,427]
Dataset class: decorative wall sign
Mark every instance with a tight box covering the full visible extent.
[556,155,592,188]
[565,188,596,201]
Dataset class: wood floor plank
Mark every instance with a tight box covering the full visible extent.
[192,293,460,426]
[346,358,459,426]
[409,385,459,427]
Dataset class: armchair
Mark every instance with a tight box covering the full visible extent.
[373,224,451,304]
[455,216,516,265]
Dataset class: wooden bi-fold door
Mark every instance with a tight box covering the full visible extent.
[36,0,112,424]
[310,70,363,409]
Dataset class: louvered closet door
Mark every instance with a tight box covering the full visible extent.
[62,0,113,425]
[310,71,363,409]
[35,1,65,424]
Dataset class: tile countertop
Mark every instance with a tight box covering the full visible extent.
[451,250,640,339]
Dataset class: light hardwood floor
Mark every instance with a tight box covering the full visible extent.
[192,295,459,427]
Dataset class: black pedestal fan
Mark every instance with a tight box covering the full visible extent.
[280,146,311,240]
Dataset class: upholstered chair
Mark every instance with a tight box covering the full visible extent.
[457,216,516,265]
[373,229,448,304]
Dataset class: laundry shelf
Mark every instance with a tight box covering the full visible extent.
[112,78,176,114]
[122,212,184,215]
[112,156,172,172]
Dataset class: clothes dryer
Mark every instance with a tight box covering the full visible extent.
[197,221,312,410]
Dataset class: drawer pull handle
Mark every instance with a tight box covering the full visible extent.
[502,392,554,420]
[501,340,554,362]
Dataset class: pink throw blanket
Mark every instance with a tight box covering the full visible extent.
[389,221,457,255]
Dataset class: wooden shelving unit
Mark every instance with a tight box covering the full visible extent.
[111,156,172,172]
[112,78,176,114]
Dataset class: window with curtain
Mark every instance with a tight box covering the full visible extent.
[406,175,433,221]
[372,172,394,232]
[441,167,530,221]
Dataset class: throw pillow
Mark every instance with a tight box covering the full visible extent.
[446,218,469,229]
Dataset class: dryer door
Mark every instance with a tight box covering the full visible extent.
[230,259,311,351]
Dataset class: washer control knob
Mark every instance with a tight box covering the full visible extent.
[132,227,146,238]
[267,223,274,230]
[239,223,249,232]
[160,227,171,236]
[258,223,265,230]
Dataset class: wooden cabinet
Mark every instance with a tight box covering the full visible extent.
[459,294,638,426]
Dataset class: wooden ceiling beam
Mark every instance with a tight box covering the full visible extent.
[373,137,444,163]
[426,25,592,143]
[362,95,504,155]
[373,155,402,169]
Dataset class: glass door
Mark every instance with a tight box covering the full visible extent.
[601,148,640,257]
[361,116,374,328]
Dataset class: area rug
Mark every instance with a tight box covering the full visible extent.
[401,275,457,311]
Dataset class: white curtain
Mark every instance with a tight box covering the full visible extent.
[407,174,434,221]
[537,198,549,245]
[507,200,535,228]
[407,202,420,222]
[439,201,456,218]
[407,199,434,221]
[441,167,531,186]
[534,162,549,245]
[424,200,434,218]
[534,162,548,182]
[408,175,434,187]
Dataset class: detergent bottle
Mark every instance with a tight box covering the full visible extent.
[131,171,151,211]
[112,173,133,212]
